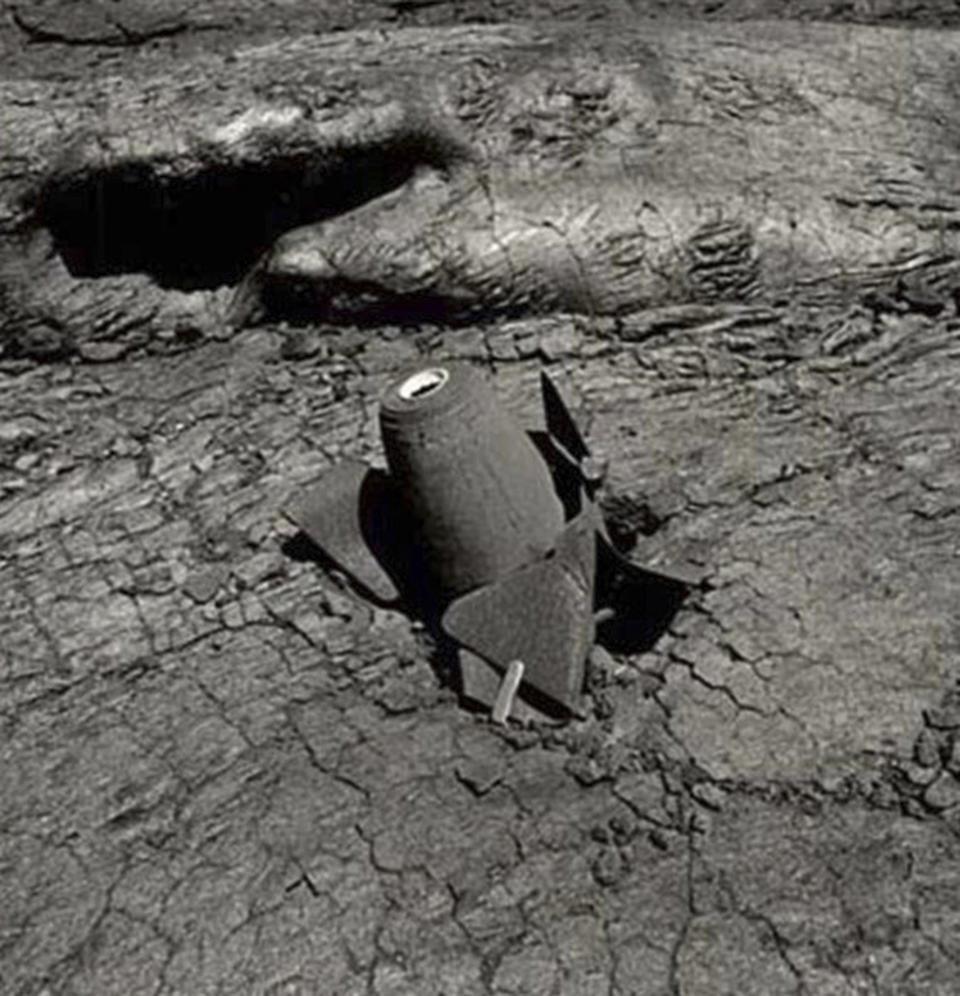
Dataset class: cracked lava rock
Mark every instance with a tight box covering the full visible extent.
[2,3,960,995]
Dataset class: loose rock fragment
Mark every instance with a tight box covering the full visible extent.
[924,772,960,812]
[182,566,227,604]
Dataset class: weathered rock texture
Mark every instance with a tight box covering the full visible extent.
[5,13,960,355]
[2,3,960,995]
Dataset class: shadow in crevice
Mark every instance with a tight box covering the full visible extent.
[36,138,447,292]
[595,554,689,655]
[250,276,478,329]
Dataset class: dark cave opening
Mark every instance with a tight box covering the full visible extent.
[36,144,430,292]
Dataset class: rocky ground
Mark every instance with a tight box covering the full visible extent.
[2,3,960,995]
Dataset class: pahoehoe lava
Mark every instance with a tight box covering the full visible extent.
[4,6,960,994]
[5,16,960,357]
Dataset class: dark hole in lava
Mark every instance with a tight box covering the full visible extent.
[595,540,688,655]
[36,141,434,292]
[256,275,466,328]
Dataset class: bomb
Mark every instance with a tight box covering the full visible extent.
[286,362,699,721]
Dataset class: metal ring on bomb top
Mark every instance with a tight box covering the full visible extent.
[378,362,478,425]
[396,367,450,401]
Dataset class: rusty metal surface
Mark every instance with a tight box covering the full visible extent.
[285,459,401,603]
[444,555,593,713]
[380,363,565,599]
[540,369,591,469]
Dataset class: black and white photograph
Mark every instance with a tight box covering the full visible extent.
[2,1,960,993]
